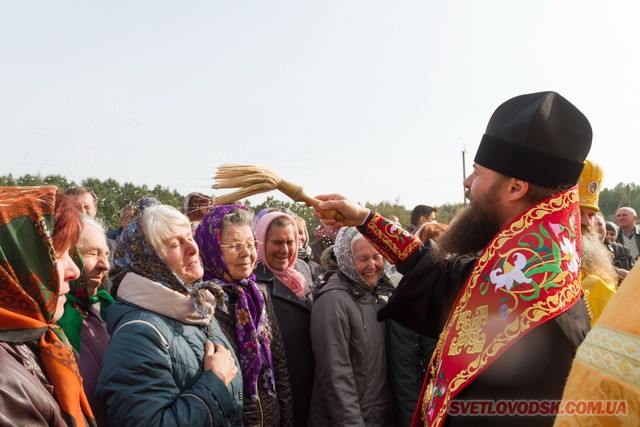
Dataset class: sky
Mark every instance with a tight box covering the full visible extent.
[1,1,639,210]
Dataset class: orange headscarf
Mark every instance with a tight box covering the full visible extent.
[0,186,95,427]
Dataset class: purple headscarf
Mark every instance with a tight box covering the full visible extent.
[194,205,276,399]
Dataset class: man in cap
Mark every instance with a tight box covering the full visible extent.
[314,91,592,426]
[577,160,617,324]
[604,220,634,273]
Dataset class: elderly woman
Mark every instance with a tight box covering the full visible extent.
[254,211,315,426]
[57,215,113,426]
[309,227,393,426]
[0,186,95,426]
[95,205,243,426]
[195,205,293,426]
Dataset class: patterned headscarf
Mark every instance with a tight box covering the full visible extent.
[334,226,389,289]
[57,248,114,353]
[0,186,95,427]
[194,205,276,399]
[113,218,210,319]
[254,211,307,298]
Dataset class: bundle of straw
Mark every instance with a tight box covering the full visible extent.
[213,164,343,220]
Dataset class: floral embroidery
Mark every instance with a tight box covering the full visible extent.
[560,236,579,274]
[489,252,532,291]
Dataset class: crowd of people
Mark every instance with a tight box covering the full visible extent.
[1,91,639,426]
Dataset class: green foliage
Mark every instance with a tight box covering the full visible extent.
[599,183,640,221]
[434,203,466,225]
[364,198,410,227]
[5,173,640,232]
[0,174,184,229]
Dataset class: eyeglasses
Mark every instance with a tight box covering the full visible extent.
[219,241,258,253]
[354,254,384,263]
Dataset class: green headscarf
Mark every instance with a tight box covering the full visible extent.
[57,248,114,353]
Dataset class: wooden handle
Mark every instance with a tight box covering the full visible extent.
[296,193,344,222]
[277,180,344,221]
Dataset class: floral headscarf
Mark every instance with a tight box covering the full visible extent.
[0,186,95,427]
[254,211,307,299]
[194,205,276,399]
[57,248,114,353]
[112,218,210,319]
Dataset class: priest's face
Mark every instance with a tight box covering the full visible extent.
[580,206,597,234]
[436,164,507,259]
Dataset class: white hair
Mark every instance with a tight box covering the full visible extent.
[77,214,108,251]
[140,205,191,256]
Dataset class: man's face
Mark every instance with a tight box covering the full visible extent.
[463,164,507,206]
[616,208,637,229]
[74,192,97,217]
[418,211,436,225]
[437,165,507,258]
[580,206,597,234]
[606,229,617,242]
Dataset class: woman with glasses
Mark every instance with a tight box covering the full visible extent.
[253,211,315,427]
[195,205,293,426]
[309,227,393,426]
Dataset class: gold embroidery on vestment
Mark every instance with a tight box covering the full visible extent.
[448,305,488,356]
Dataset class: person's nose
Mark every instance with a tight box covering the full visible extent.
[61,256,80,290]
[186,239,199,256]
[97,254,110,272]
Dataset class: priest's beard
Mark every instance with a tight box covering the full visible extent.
[435,188,505,262]
[580,230,617,287]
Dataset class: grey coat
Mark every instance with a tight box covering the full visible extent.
[309,271,390,426]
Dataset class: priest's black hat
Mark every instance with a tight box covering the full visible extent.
[474,91,592,188]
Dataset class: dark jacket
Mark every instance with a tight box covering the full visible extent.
[0,340,67,426]
[96,290,243,426]
[378,242,591,426]
[216,284,294,427]
[298,251,325,283]
[255,261,315,427]
[309,236,334,266]
[616,224,640,259]
[605,240,634,271]
[309,271,390,426]
[386,320,436,427]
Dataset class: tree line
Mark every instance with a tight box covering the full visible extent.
[2,174,638,233]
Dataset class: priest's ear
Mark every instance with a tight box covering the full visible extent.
[504,178,530,203]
